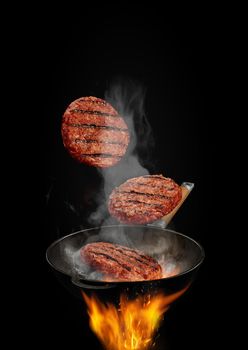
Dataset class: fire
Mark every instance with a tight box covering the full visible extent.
[82,287,187,350]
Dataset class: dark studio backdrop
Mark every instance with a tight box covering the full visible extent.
[38,7,216,350]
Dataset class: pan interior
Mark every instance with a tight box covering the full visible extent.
[46,225,204,281]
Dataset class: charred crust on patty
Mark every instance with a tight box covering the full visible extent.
[61,96,130,168]
[108,175,182,224]
[80,242,162,281]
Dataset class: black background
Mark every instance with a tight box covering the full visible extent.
[38,6,218,350]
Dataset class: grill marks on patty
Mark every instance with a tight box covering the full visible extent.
[74,139,126,146]
[80,242,162,281]
[89,252,132,273]
[71,109,117,118]
[61,96,130,167]
[67,123,128,132]
[64,126,129,144]
[108,175,182,224]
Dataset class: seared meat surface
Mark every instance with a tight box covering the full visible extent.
[108,175,182,224]
[80,242,162,281]
[62,96,129,167]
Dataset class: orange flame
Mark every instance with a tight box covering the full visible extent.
[82,287,188,350]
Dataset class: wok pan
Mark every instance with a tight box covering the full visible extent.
[46,225,204,300]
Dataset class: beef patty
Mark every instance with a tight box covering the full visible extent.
[61,96,130,167]
[108,174,182,224]
[80,242,162,281]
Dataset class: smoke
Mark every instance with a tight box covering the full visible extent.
[64,201,80,216]
[88,78,155,226]
[45,183,54,204]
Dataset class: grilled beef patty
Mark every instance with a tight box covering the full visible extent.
[61,96,130,167]
[80,242,162,281]
[108,174,182,224]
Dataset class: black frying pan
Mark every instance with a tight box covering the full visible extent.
[46,225,204,300]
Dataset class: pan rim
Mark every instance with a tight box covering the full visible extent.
[46,224,205,284]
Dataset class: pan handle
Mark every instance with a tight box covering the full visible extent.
[71,277,117,290]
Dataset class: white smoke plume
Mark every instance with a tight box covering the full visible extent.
[88,78,154,226]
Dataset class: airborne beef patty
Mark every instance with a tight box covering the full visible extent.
[80,242,162,281]
[108,175,182,224]
[61,96,130,167]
